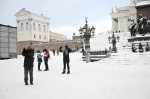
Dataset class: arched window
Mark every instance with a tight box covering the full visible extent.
[26,22,29,30]
[21,23,23,31]
[38,24,41,31]
[33,23,36,30]
[43,25,46,32]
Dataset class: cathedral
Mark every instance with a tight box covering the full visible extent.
[111,0,150,33]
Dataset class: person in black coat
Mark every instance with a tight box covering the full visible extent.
[22,47,34,85]
[59,45,72,74]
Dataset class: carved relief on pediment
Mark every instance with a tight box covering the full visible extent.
[19,11,30,16]
[16,10,30,16]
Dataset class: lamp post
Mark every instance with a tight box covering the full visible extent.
[79,17,96,62]
[111,33,117,53]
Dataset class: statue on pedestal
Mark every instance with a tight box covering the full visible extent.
[139,43,144,52]
[137,14,145,36]
[129,20,136,37]
[132,43,137,52]
[145,43,150,51]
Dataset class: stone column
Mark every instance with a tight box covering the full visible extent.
[112,18,115,32]
[124,17,128,32]
[118,18,120,32]
[115,19,118,33]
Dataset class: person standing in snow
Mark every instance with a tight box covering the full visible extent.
[37,50,43,71]
[57,49,59,55]
[59,45,72,74]
[43,49,50,71]
[53,49,55,56]
[22,47,34,85]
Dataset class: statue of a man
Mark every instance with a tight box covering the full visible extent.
[137,14,144,35]
[129,20,136,37]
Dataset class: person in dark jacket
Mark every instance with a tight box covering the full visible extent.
[37,50,43,71]
[22,47,34,85]
[53,49,55,56]
[59,45,72,74]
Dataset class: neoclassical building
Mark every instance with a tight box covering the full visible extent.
[111,0,150,33]
[15,8,50,42]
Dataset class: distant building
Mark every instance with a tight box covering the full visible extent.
[72,33,83,41]
[49,31,64,41]
[111,0,150,33]
[15,8,50,42]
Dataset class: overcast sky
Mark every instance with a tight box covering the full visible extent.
[0,0,130,39]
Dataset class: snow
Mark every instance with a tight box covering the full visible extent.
[0,32,150,99]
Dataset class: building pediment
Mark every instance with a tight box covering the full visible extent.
[15,8,31,17]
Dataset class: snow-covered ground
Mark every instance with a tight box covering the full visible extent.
[0,32,150,99]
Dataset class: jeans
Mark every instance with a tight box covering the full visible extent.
[38,63,41,69]
[24,67,33,83]
[63,61,70,71]
[44,61,49,70]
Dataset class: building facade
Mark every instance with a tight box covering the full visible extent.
[49,32,64,41]
[111,0,137,33]
[15,8,50,42]
[111,0,150,33]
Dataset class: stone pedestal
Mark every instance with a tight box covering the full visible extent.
[86,53,91,63]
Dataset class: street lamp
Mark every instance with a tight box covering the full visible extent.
[79,17,96,62]
[111,33,117,53]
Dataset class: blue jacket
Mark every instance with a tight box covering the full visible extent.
[37,54,42,63]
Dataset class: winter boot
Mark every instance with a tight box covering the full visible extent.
[44,69,49,71]
[30,81,33,85]
[38,69,42,71]
[67,70,70,74]
[62,70,66,74]
[25,81,28,85]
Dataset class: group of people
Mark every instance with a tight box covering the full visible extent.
[22,45,72,85]
[52,49,59,56]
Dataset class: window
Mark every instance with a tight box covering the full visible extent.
[43,25,46,32]
[39,35,41,39]
[44,36,46,40]
[33,23,36,30]
[26,22,29,30]
[34,34,36,38]
[38,24,41,31]
[21,23,23,31]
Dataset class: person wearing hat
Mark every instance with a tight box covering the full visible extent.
[22,46,34,85]
[37,50,43,71]
[59,45,72,74]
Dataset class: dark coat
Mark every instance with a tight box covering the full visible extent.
[59,47,72,63]
[22,48,34,68]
